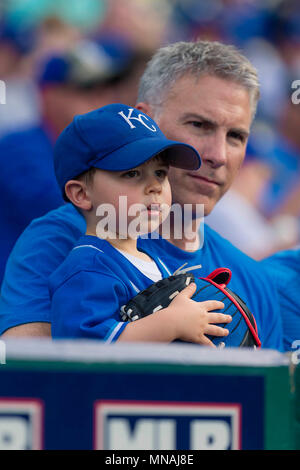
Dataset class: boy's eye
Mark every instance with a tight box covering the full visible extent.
[121,170,139,178]
[155,169,168,178]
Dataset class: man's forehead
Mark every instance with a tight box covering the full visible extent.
[179,111,250,135]
[161,74,252,128]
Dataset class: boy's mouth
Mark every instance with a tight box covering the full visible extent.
[146,203,161,215]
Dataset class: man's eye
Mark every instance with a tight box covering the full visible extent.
[228,131,246,143]
[189,121,213,131]
[189,121,203,128]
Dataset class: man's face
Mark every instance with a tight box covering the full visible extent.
[138,74,252,216]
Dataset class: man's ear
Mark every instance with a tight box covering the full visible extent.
[135,102,154,119]
[65,180,92,211]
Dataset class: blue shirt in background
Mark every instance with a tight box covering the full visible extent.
[262,249,300,352]
[0,125,64,285]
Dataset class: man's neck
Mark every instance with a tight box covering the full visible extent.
[159,215,203,252]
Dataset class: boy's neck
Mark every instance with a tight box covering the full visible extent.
[85,228,152,261]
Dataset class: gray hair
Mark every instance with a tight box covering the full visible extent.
[137,40,260,120]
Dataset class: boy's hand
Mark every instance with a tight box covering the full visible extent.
[120,270,260,348]
[167,282,232,347]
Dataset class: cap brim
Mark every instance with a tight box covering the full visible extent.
[90,137,201,171]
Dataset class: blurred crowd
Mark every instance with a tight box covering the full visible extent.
[0,0,299,285]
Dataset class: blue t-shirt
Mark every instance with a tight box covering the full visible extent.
[250,135,300,216]
[262,249,300,351]
[0,125,64,285]
[49,235,171,341]
[138,229,283,352]
[0,204,283,351]
[0,204,85,328]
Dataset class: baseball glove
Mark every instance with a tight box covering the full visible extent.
[120,267,261,348]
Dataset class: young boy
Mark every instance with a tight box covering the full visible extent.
[49,104,231,344]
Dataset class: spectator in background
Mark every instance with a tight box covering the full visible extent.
[0,35,145,286]
[0,20,40,137]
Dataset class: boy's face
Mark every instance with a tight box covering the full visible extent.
[87,155,172,238]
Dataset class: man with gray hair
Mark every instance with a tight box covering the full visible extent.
[137,40,259,220]
[0,40,283,350]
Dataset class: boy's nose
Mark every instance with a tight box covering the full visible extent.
[145,177,162,194]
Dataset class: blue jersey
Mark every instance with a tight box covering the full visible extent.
[0,204,283,351]
[49,235,171,341]
[262,249,300,351]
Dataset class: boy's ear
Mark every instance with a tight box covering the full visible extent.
[64,180,92,211]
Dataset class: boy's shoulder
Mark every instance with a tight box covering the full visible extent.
[48,235,128,293]
[51,235,109,272]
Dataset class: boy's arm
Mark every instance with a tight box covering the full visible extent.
[50,273,230,344]
[50,270,131,341]
[118,283,230,345]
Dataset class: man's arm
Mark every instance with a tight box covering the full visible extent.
[2,323,51,337]
[0,204,85,337]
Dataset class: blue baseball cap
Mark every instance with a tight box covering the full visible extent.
[54,103,201,194]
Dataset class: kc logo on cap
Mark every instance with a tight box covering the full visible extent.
[54,103,201,195]
[118,107,157,132]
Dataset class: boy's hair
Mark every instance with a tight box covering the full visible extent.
[76,167,98,187]
[137,40,260,121]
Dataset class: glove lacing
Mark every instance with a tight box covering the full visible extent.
[172,262,202,275]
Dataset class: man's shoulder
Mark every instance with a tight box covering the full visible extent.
[22,204,85,237]
[204,224,260,267]
[6,204,85,274]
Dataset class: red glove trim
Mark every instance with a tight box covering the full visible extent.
[200,276,261,348]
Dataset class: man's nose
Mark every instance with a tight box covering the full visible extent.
[200,133,227,168]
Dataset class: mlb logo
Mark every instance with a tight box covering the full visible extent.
[94,400,241,450]
[0,399,44,450]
